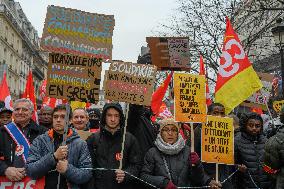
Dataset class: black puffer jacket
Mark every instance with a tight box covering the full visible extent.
[87,103,142,189]
[0,120,47,175]
[141,145,210,188]
[264,126,284,189]
[234,131,271,189]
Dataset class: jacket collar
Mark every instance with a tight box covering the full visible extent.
[241,131,262,142]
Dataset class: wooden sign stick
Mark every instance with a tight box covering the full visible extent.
[216,163,219,183]
[119,103,130,170]
[190,122,194,153]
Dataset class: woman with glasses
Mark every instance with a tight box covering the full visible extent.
[234,112,272,189]
[140,118,221,189]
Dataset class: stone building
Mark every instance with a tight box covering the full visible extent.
[0,0,47,103]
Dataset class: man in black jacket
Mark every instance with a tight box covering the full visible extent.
[87,103,142,189]
[0,98,47,181]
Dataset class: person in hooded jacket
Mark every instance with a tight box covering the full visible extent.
[234,112,272,189]
[263,105,284,189]
[87,103,142,189]
[26,104,92,189]
[141,118,221,189]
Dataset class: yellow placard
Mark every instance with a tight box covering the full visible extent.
[174,73,206,123]
[273,100,284,113]
[201,115,234,165]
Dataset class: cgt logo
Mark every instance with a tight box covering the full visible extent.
[115,153,122,161]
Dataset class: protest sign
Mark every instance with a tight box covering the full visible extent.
[247,72,274,105]
[174,73,206,123]
[104,62,157,106]
[146,37,190,70]
[273,100,284,113]
[47,52,102,103]
[77,130,92,140]
[41,5,115,60]
[201,115,234,164]
[0,176,45,189]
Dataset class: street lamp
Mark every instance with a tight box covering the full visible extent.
[272,18,284,97]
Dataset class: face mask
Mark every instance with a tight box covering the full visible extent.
[89,119,100,129]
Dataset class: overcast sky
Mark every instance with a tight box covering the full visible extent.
[16,0,177,62]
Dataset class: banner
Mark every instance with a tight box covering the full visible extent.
[273,100,284,113]
[104,62,157,106]
[201,115,234,164]
[174,73,206,123]
[47,53,102,103]
[0,176,45,189]
[146,37,190,70]
[41,5,115,60]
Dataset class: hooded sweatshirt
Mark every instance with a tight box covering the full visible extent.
[87,103,142,189]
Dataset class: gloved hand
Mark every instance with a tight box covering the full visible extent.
[189,152,200,165]
[165,181,177,189]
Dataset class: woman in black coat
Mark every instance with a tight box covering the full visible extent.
[141,118,221,189]
[234,112,272,189]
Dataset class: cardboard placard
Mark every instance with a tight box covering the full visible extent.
[146,37,190,70]
[41,5,115,60]
[104,62,157,106]
[201,115,234,165]
[47,53,102,103]
[174,73,206,123]
[0,176,45,189]
[247,72,274,105]
[77,130,92,140]
[273,100,284,113]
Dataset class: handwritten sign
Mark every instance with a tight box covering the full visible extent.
[104,62,157,106]
[174,73,206,123]
[146,37,190,70]
[47,53,102,103]
[273,100,284,113]
[41,5,115,60]
[0,176,45,189]
[247,72,273,105]
[201,115,234,164]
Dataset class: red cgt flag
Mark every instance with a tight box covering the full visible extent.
[22,71,37,122]
[0,72,13,110]
[151,71,173,122]
[199,55,212,106]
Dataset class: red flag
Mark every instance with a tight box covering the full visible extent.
[22,71,37,122]
[0,73,13,110]
[214,17,262,114]
[199,55,212,106]
[151,72,173,121]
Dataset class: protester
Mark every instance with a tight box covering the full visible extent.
[194,103,234,189]
[141,118,221,188]
[27,104,92,188]
[87,108,101,132]
[87,102,142,189]
[127,104,158,159]
[72,108,89,131]
[0,106,12,127]
[234,112,271,189]
[264,105,284,188]
[38,106,53,129]
[0,98,47,181]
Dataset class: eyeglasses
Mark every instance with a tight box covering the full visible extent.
[161,128,178,134]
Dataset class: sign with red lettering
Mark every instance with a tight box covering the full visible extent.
[0,176,45,189]
[104,61,157,106]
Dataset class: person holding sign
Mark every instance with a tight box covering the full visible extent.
[234,112,272,189]
[141,118,221,189]
[87,103,142,189]
[26,104,92,188]
[0,99,47,182]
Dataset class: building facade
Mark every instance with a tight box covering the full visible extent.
[0,0,47,103]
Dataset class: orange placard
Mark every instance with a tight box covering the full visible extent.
[174,73,206,123]
[273,100,284,113]
[0,176,45,189]
[201,115,234,165]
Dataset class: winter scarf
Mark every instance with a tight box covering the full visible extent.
[154,133,185,155]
